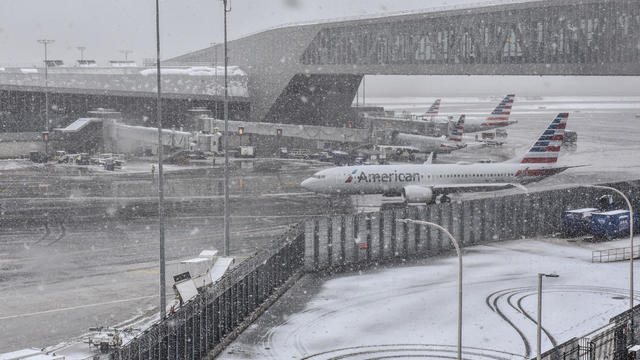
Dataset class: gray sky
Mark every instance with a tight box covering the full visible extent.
[0,0,480,66]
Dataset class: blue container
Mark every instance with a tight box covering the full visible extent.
[561,208,599,237]
[589,210,632,239]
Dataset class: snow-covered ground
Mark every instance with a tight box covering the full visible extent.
[222,236,640,360]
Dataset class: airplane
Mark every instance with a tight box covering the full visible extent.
[378,114,467,155]
[301,113,580,204]
[461,94,517,133]
[417,98,441,120]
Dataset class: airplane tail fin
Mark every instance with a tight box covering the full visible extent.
[486,94,515,123]
[446,115,465,142]
[507,113,568,164]
[425,99,441,116]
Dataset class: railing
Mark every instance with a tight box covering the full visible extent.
[114,223,305,360]
[592,245,640,263]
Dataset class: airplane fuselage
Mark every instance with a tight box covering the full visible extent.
[460,116,517,133]
[392,133,463,154]
[301,163,561,196]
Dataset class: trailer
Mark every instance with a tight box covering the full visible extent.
[589,210,631,240]
[561,208,599,237]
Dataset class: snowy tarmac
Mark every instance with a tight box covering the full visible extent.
[221,236,640,360]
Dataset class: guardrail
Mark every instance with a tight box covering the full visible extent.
[592,245,640,263]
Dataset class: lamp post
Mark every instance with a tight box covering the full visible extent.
[584,185,634,310]
[37,39,54,156]
[397,218,462,360]
[154,0,167,320]
[584,184,635,341]
[537,273,559,360]
[222,0,231,257]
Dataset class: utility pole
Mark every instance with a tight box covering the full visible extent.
[154,0,167,320]
[222,0,231,256]
[119,49,133,61]
[37,39,54,156]
[77,46,86,61]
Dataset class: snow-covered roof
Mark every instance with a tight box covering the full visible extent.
[181,257,210,264]
[565,208,599,213]
[139,66,246,77]
[594,210,630,216]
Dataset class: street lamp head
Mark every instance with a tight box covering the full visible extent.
[539,273,559,278]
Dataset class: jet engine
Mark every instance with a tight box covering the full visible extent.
[402,185,434,204]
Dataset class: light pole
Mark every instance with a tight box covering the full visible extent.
[154,0,167,320]
[397,218,462,360]
[77,46,86,61]
[37,39,54,156]
[222,0,231,257]
[537,273,559,360]
[584,185,634,310]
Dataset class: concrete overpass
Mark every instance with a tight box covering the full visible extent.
[167,0,640,126]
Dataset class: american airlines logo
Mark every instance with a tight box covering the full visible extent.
[347,169,423,183]
[345,169,358,183]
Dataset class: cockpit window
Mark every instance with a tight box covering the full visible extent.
[312,174,326,179]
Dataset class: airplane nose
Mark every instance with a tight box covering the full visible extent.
[300,178,313,189]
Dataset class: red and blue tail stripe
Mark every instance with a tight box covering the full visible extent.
[488,94,516,119]
[425,99,441,115]
[446,115,465,142]
[519,113,568,164]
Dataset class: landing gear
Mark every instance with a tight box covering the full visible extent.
[439,194,451,204]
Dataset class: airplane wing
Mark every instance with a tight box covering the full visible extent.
[433,182,528,193]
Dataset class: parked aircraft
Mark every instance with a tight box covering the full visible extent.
[378,115,467,155]
[301,113,579,204]
[462,94,517,133]
[418,98,441,120]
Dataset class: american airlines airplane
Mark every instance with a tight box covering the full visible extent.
[417,98,441,120]
[380,115,467,154]
[301,113,578,204]
[461,94,517,133]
